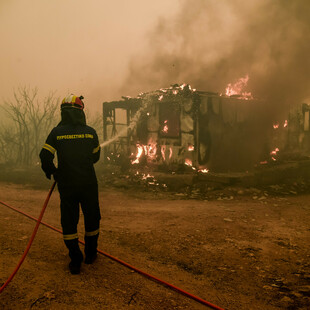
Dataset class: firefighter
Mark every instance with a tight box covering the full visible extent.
[39,94,101,274]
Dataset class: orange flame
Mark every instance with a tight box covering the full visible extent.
[161,145,166,161]
[270,148,279,156]
[169,147,173,159]
[185,159,197,170]
[162,120,169,134]
[146,143,157,157]
[185,159,192,166]
[188,144,194,151]
[142,173,152,180]
[131,144,144,164]
[225,75,252,99]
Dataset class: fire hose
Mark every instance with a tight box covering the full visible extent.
[0,181,56,294]
[0,183,225,310]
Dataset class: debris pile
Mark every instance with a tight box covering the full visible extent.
[97,159,310,200]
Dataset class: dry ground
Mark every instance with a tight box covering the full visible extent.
[0,181,310,310]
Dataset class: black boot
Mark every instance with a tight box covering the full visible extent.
[65,239,83,274]
[84,234,98,264]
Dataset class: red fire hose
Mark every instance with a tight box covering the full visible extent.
[0,181,56,293]
[0,183,225,310]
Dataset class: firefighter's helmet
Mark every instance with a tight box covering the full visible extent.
[61,94,84,110]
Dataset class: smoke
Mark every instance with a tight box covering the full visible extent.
[0,0,179,112]
[2,0,309,118]
[121,0,310,117]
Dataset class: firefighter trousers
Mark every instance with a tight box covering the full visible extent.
[58,184,101,261]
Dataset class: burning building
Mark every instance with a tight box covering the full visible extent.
[102,83,309,174]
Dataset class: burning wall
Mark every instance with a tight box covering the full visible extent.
[103,81,300,173]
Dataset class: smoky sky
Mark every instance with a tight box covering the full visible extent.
[121,0,310,117]
[0,0,179,112]
[1,0,310,116]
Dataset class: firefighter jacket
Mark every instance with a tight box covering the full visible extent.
[39,124,100,187]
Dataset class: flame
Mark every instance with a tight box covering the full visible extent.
[173,90,178,95]
[159,145,173,162]
[158,95,163,101]
[185,158,197,171]
[146,143,157,157]
[188,144,194,151]
[162,120,169,134]
[142,173,152,180]
[185,159,192,166]
[274,121,288,129]
[131,144,144,164]
[258,148,280,165]
[270,147,279,156]
[161,145,166,161]
[131,141,159,165]
[225,75,252,99]
[198,168,209,173]
[130,140,165,165]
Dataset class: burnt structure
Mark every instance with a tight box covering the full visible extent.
[102,84,309,173]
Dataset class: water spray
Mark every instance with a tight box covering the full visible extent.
[100,96,150,148]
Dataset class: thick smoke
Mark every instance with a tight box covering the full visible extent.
[121,0,310,117]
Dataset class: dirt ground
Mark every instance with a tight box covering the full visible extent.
[0,179,310,310]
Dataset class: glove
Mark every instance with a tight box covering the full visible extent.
[45,172,51,180]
